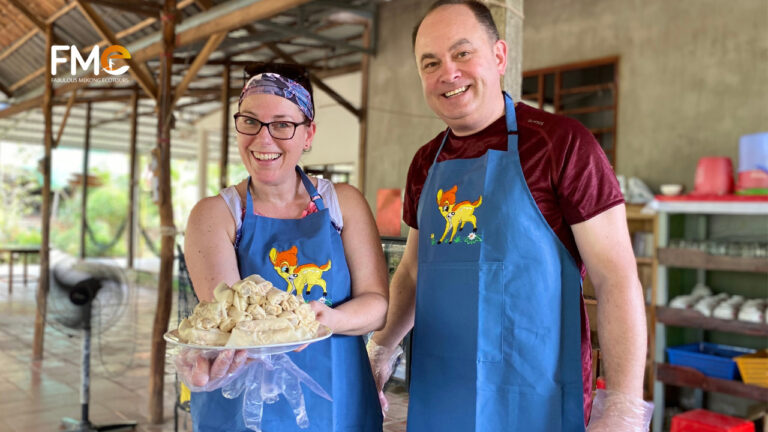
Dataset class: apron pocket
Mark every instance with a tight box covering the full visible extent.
[477,262,504,363]
[415,261,504,363]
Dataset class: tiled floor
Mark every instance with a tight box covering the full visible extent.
[0,264,408,432]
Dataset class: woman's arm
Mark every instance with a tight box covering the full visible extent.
[184,195,242,302]
[310,183,388,335]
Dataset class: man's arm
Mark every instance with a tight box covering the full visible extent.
[367,227,419,410]
[572,204,647,398]
[372,227,420,348]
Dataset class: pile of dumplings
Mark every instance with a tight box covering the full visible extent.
[178,274,321,347]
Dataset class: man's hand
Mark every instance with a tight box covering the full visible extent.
[366,338,403,413]
[586,389,653,432]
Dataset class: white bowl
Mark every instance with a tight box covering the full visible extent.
[660,184,683,196]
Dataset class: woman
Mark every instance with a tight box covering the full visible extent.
[184,62,388,432]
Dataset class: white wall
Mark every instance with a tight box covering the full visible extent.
[302,72,362,187]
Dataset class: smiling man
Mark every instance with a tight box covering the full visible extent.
[367,1,653,431]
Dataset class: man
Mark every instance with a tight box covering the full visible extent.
[367,1,653,431]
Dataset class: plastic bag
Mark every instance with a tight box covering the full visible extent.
[171,348,331,431]
[587,389,653,432]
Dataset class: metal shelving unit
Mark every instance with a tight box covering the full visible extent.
[651,199,768,432]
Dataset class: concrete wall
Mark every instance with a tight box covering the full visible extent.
[365,0,444,207]
[364,0,524,227]
[523,0,768,191]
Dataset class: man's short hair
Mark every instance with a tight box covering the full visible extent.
[411,0,500,49]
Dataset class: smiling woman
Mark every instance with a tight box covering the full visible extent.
[182,62,388,432]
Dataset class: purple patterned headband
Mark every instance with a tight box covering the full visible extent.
[239,72,314,120]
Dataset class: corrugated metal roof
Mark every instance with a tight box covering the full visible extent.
[0,0,379,156]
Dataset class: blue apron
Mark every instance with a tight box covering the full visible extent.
[408,94,586,431]
[191,167,383,432]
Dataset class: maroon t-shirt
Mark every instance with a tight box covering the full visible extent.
[403,102,624,423]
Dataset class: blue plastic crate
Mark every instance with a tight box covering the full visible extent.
[666,342,755,380]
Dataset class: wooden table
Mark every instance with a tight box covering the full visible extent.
[1,245,41,293]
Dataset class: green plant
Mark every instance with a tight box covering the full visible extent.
[0,166,41,246]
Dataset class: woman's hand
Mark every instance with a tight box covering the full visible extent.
[176,349,249,389]
[292,301,337,353]
[308,300,338,331]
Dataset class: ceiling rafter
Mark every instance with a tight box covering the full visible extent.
[0,0,373,127]
[170,31,228,110]
[79,0,162,18]
[264,41,360,119]
[75,0,159,100]
[2,0,197,98]
[257,19,372,55]
[53,89,78,148]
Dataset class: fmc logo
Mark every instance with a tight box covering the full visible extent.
[51,45,131,76]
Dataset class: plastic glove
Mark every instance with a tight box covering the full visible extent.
[366,338,403,413]
[586,389,654,432]
[221,353,332,432]
[174,348,249,391]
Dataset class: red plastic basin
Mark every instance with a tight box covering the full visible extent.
[671,409,754,432]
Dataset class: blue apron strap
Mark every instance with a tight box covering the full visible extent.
[296,166,326,211]
[432,128,452,166]
[245,176,255,216]
[433,92,517,162]
[503,92,518,134]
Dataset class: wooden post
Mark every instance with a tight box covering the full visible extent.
[149,0,176,423]
[357,23,371,193]
[197,127,208,201]
[79,102,91,259]
[33,22,54,360]
[219,60,230,189]
[128,88,139,269]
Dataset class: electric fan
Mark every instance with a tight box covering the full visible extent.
[49,258,137,432]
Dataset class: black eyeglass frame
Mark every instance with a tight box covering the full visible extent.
[233,113,311,140]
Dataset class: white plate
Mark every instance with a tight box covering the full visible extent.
[163,325,332,355]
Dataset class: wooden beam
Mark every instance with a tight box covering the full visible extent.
[2,0,188,75]
[170,32,227,110]
[219,61,230,189]
[149,0,176,424]
[115,0,196,40]
[194,0,214,9]
[170,0,311,52]
[54,89,78,148]
[33,22,54,362]
[0,29,37,63]
[47,3,79,23]
[1,0,312,119]
[258,19,372,54]
[80,0,162,17]
[75,0,159,100]
[9,68,44,93]
[79,102,92,259]
[128,89,139,269]
[7,0,47,33]
[0,81,11,98]
[314,62,361,79]
[358,23,370,193]
[264,42,361,119]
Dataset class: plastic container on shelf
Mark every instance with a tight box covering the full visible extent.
[736,132,768,195]
[666,342,755,380]
[734,349,768,388]
[691,157,735,196]
[670,409,754,432]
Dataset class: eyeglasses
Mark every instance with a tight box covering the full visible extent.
[243,61,314,104]
[233,113,310,140]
